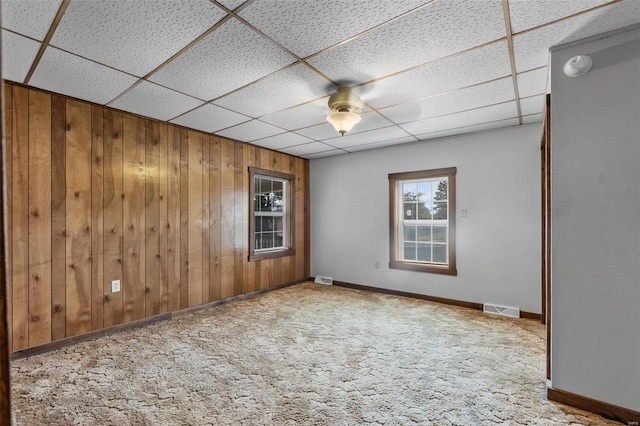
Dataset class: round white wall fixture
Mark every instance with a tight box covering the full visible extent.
[563,55,593,77]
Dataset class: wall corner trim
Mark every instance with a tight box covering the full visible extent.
[547,387,640,424]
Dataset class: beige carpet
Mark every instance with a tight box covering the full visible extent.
[10,282,615,425]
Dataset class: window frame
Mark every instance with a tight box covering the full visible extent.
[249,167,296,261]
[388,167,457,275]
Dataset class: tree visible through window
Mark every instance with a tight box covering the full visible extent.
[389,167,457,275]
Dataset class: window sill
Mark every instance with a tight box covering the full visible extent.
[249,248,296,262]
[389,260,457,276]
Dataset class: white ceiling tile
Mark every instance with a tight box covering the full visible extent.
[50,0,227,77]
[345,136,418,152]
[216,120,284,142]
[214,64,334,117]
[362,40,512,108]
[349,111,395,133]
[324,126,411,150]
[217,0,246,11]
[251,133,313,151]
[517,67,547,98]
[170,103,249,134]
[29,47,139,105]
[295,122,340,141]
[280,142,336,157]
[305,149,346,159]
[381,77,516,124]
[239,0,427,58]
[416,118,521,140]
[522,113,544,124]
[110,81,203,122]
[260,99,329,130]
[520,94,546,116]
[508,0,612,34]
[401,101,519,135]
[1,30,40,83]
[308,0,505,83]
[1,0,62,41]
[150,18,296,100]
[512,0,640,72]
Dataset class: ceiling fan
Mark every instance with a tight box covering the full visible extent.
[326,86,363,136]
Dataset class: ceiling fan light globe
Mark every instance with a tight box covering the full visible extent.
[327,111,361,135]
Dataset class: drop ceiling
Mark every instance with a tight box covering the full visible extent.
[2,0,639,159]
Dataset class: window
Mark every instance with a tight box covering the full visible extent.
[249,167,295,261]
[389,167,457,275]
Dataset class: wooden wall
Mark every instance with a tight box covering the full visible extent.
[3,82,310,352]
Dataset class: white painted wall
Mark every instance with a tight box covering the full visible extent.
[311,124,541,313]
[550,26,640,411]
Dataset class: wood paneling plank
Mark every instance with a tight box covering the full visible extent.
[220,139,235,299]
[233,143,244,296]
[90,105,104,331]
[122,115,146,323]
[102,110,124,328]
[65,99,92,337]
[158,123,169,313]
[245,145,256,293]
[179,129,189,309]
[167,126,181,312]
[28,89,52,346]
[3,84,13,351]
[208,137,221,302]
[295,158,305,281]
[12,86,29,350]
[50,94,66,340]
[304,160,310,278]
[144,120,160,317]
[187,130,203,307]
[201,135,210,303]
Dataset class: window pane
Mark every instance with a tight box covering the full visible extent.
[433,243,447,263]
[259,177,272,194]
[273,180,283,195]
[255,216,262,232]
[417,182,431,202]
[417,225,431,242]
[416,243,432,262]
[272,196,283,212]
[417,202,432,220]
[433,202,447,220]
[403,225,416,241]
[274,216,283,232]
[262,232,274,249]
[432,225,447,242]
[403,202,417,220]
[403,242,416,261]
[433,179,447,201]
[275,232,284,247]
[262,216,274,231]
[403,183,417,201]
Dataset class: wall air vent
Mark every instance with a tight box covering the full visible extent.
[314,276,333,285]
[483,303,520,318]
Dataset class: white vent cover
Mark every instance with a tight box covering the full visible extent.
[314,276,333,285]
[483,303,520,318]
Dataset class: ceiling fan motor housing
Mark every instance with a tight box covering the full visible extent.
[328,87,362,113]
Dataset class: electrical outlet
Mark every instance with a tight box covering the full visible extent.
[111,280,121,293]
[374,260,380,269]
[461,208,468,218]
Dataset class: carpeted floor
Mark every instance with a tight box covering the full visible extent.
[10,282,615,425]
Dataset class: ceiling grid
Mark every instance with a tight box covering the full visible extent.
[1,0,637,158]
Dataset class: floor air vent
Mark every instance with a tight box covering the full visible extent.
[483,303,520,318]
[314,276,333,285]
